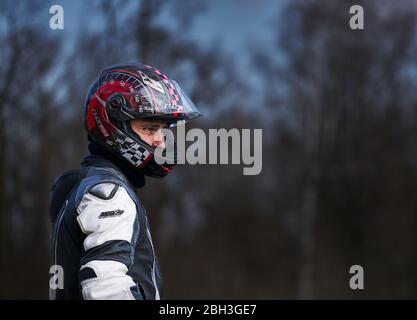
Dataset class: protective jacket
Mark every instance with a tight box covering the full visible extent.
[49,142,162,300]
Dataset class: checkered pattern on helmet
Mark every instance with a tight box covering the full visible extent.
[115,136,150,167]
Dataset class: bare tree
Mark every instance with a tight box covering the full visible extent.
[254,0,417,298]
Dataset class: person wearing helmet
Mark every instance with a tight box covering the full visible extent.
[48,63,201,300]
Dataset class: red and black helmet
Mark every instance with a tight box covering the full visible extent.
[84,63,201,178]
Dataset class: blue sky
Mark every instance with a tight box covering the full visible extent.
[179,0,280,55]
[18,0,285,112]
[45,0,283,61]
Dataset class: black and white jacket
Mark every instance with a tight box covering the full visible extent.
[49,144,163,300]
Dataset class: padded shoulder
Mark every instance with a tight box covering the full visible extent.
[72,166,145,237]
[76,184,138,251]
[74,167,126,208]
[88,182,119,200]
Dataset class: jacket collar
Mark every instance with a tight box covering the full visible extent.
[81,142,146,189]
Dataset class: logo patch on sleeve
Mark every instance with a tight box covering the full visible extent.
[99,209,124,219]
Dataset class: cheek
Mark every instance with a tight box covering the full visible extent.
[138,133,154,146]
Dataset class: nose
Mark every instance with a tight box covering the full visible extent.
[152,129,165,149]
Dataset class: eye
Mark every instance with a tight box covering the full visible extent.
[142,127,158,135]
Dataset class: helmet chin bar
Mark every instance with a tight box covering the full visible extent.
[109,116,176,178]
[126,121,177,164]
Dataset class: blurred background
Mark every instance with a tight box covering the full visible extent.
[1,0,417,299]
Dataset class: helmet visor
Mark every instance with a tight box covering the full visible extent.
[128,78,201,124]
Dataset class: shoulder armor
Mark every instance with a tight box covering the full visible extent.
[88,182,119,200]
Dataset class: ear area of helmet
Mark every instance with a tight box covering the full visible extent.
[105,93,136,122]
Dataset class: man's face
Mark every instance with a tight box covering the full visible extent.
[130,119,167,149]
